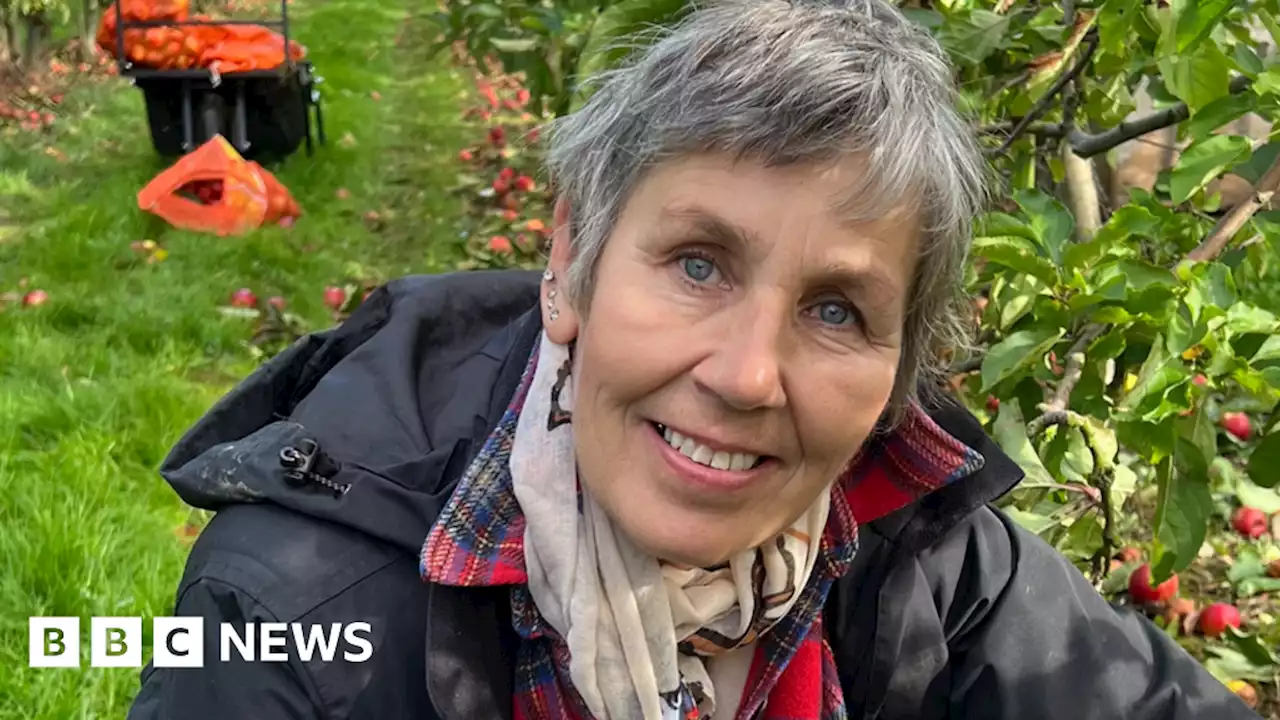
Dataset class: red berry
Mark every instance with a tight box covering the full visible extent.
[21,289,48,307]
[492,178,510,194]
[1192,374,1207,386]
[1198,603,1241,637]
[516,88,530,106]
[488,127,506,148]
[487,235,513,254]
[1232,507,1268,539]
[229,288,257,308]
[1128,564,1178,605]
[985,396,1000,412]
[514,175,535,192]
[458,149,473,162]
[323,286,347,311]
[499,167,515,181]
[1222,412,1252,441]
[503,209,519,222]
[1118,546,1142,564]
[268,296,287,310]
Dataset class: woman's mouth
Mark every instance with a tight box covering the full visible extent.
[648,421,772,492]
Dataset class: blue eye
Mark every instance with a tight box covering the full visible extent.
[681,256,716,282]
[816,301,854,327]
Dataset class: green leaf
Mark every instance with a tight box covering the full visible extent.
[937,9,1010,66]
[1159,44,1231,112]
[1236,477,1280,513]
[1251,335,1280,363]
[1232,43,1264,76]
[991,401,1056,487]
[1168,0,1236,55]
[1185,263,1238,324]
[900,7,943,30]
[982,328,1067,392]
[1150,443,1213,578]
[1004,507,1059,536]
[1168,135,1252,204]
[1238,576,1280,597]
[574,0,690,101]
[1176,405,1217,473]
[1224,628,1280,667]
[1013,190,1073,265]
[972,236,1060,286]
[1247,433,1280,488]
[1254,66,1280,97]
[1185,94,1254,140]
[1205,646,1276,682]
[490,37,540,52]
[1225,303,1278,335]
[1098,0,1144,58]
[1228,549,1266,583]
[1232,141,1280,186]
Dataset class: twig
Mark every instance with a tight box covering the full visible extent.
[993,32,1099,155]
[1027,409,1069,436]
[948,356,984,374]
[979,121,1064,138]
[1043,324,1105,413]
[1185,151,1280,262]
[1089,470,1117,583]
[1067,75,1253,158]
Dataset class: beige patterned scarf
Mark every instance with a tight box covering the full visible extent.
[510,332,830,719]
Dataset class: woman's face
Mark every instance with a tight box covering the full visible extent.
[544,154,920,567]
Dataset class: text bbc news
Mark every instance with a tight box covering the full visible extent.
[29,617,373,668]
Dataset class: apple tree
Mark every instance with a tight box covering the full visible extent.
[438,0,1280,709]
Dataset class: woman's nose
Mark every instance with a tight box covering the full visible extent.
[691,306,787,412]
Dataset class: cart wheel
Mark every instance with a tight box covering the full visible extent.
[198,92,226,145]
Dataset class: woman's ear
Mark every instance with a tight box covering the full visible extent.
[543,197,581,345]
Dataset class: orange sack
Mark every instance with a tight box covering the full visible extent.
[97,2,305,72]
[138,135,302,236]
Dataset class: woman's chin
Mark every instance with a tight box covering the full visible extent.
[612,506,751,568]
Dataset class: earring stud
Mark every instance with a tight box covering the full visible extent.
[543,268,555,282]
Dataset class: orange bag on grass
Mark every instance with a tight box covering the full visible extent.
[138,135,301,236]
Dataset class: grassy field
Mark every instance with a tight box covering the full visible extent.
[0,1,473,715]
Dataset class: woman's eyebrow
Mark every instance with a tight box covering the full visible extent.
[659,205,760,248]
[812,262,903,314]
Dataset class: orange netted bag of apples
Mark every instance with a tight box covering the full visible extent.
[96,0,191,57]
[97,1,305,72]
[137,135,301,236]
[199,23,306,73]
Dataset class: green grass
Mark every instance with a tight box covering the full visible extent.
[0,2,473,715]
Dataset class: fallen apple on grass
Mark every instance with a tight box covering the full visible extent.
[229,288,258,308]
[323,286,347,311]
[1128,563,1178,605]
[1198,602,1241,637]
[1233,507,1268,540]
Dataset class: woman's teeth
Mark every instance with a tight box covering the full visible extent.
[658,425,759,471]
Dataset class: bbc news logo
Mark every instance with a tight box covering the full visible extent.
[29,617,373,667]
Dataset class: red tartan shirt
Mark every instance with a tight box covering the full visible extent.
[421,348,985,720]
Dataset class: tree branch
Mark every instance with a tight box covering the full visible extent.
[1185,150,1280,262]
[992,33,1099,155]
[1043,324,1105,414]
[1067,74,1253,158]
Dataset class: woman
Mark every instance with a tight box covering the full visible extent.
[128,1,1259,718]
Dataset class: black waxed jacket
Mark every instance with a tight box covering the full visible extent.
[125,270,1261,720]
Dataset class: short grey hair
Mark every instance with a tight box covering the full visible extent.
[544,0,988,427]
